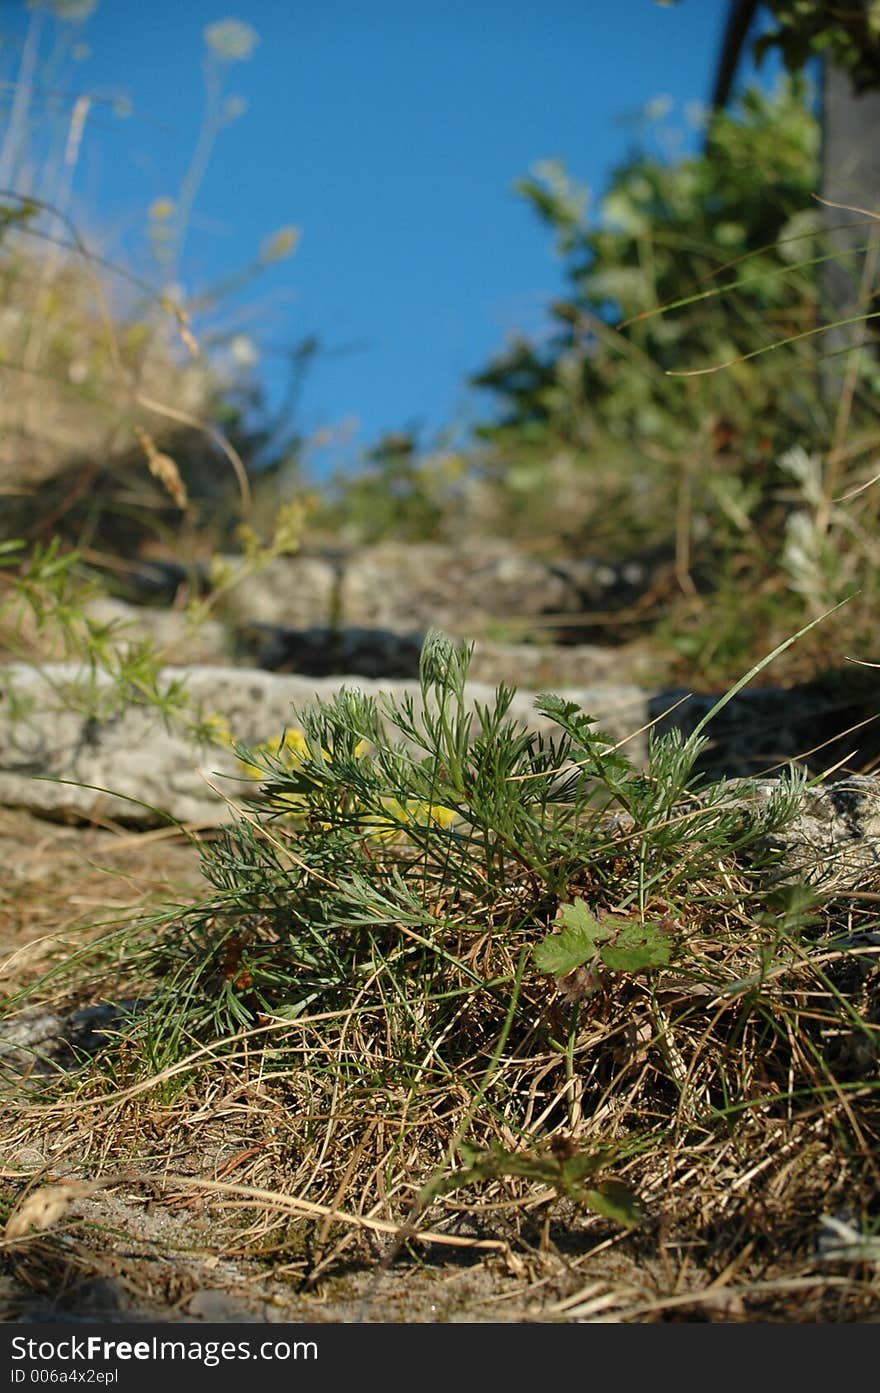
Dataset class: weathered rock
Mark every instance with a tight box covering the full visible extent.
[0,1001,140,1082]
[3,655,879,830]
[468,638,657,688]
[336,540,650,635]
[215,554,337,628]
[86,598,660,689]
[0,1006,66,1080]
[208,542,654,639]
[84,540,666,682]
[0,662,650,826]
[743,774,880,892]
[103,557,208,606]
[71,593,660,686]
[592,773,880,896]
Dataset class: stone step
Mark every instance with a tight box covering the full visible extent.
[0,662,649,826]
[2,660,877,827]
[81,596,661,688]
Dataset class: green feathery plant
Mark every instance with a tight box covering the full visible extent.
[8,622,877,1261]
[67,626,811,1059]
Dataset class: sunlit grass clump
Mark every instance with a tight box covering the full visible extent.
[6,627,878,1317]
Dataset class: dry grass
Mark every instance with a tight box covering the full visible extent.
[2,786,879,1321]
[1,628,879,1324]
[0,808,208,997]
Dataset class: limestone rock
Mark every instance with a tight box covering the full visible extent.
[215,554,337,628]
[336,540,649,635]
[745,774,880,892]
[0,1006,66,1080]
[0,662,650,827]
[0,1002,140,1082]
[649,675,880,780]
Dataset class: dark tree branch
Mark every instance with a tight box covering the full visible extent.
[710,0,761,112]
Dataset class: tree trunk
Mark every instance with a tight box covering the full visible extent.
[819,60,880,398]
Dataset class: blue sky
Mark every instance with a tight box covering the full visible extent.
[1,0,765,477]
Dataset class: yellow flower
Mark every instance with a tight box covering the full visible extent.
[235,728,368,781]
[236,727,309,780]
[359,797,457,843]
[230,731,454,843]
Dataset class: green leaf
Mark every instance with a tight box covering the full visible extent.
[583,1179,646,1229]
[532,898,612,976]
[599,920,673,973]
[419,1141,643,1229]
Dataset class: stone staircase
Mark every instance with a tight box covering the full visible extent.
[1,540,878,826]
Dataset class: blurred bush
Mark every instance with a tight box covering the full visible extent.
[326,74,880,681]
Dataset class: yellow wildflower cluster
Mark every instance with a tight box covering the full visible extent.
[236,725,314,780]
[232,727,456,842]
[359,797,457,842]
